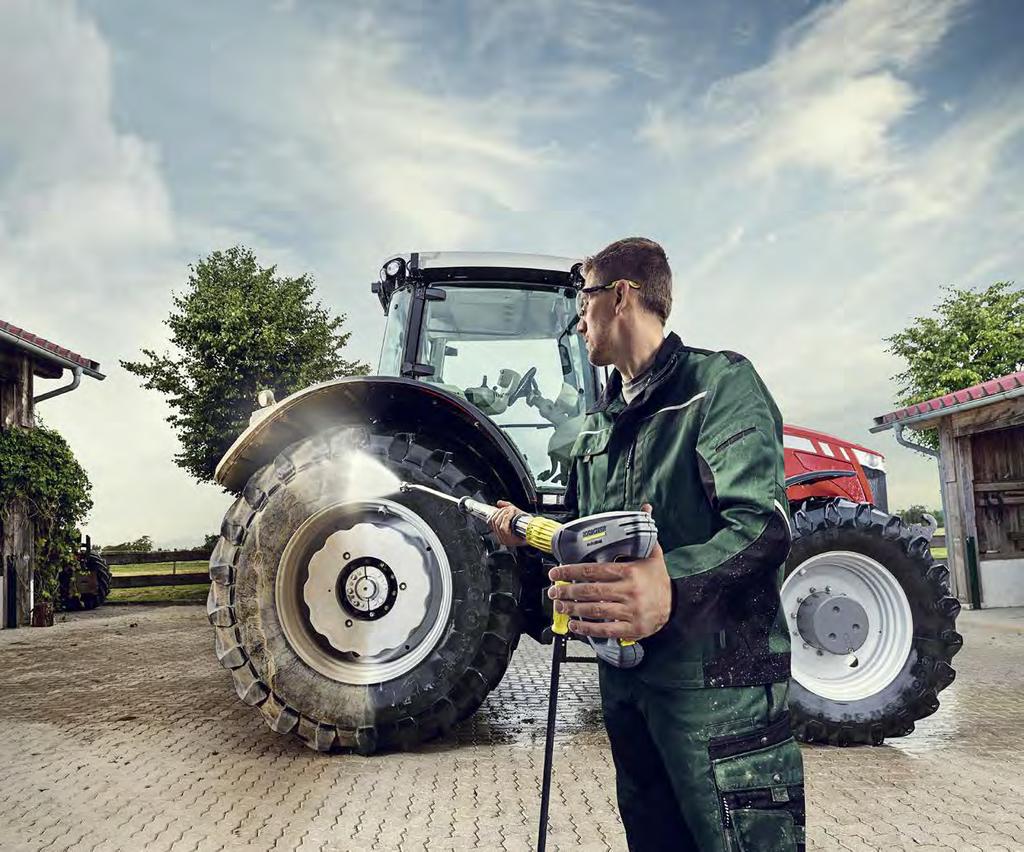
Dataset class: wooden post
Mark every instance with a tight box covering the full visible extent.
[0,349,36,627]
[937,420,968,603]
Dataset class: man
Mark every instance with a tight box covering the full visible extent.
[489,237,806,852]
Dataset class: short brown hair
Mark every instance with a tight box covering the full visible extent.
[582,237,672,322]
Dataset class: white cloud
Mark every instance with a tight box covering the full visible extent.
[642,0,963,183]
[0,0,230,548]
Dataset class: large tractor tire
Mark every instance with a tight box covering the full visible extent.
[207,425,521,754]
[59,551,112,611]
[783,498,962,746]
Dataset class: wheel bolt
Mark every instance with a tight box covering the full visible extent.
[824,585,832,594]
[345,619,353,627]
[399,582,407,591]
[816,650,823,656]
[809,586,816,593]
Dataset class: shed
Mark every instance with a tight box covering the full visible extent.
[871,371,1024,608]
[0,320,104,628]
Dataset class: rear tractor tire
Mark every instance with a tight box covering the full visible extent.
[207,425,521,754]
[783,498,962,746]
[59,551,112,611]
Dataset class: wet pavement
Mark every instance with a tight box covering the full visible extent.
[0,604,1022,851]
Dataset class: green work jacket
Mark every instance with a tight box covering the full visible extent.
[564,332,793,689]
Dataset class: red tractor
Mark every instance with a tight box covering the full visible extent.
[207,253,960,753]
[780,425,960,744]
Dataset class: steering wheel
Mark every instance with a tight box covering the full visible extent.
[506,366,538,405]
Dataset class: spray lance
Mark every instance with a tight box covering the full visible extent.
[399,482,658,852]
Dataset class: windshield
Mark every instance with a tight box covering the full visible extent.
[419,285,592,490]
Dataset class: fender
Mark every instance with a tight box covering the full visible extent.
[215,376,538,506]
[784,469,857,489]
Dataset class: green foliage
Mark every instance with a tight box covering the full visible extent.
[104,535,153,552]
[122,246,370,482]
[886,281,1024,449]
[202,532,219,551]
[896,505,943,526]
[0,424,92,603]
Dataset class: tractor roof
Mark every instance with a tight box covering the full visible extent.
[400,251,580,274]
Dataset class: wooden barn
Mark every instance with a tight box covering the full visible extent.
[0,320,104,628]
[872,371,1024,608]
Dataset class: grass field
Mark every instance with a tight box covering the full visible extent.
[109,560,208,576]
[106,560,209,605]
[107,584,208,604]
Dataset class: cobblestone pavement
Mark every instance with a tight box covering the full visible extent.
[1,606,1022,852]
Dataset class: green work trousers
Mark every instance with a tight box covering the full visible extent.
[599,665,806,852]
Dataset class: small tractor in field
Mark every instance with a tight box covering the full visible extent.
[207,252,961,753]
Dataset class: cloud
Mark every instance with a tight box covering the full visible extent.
[0,0,231,547]
[641,0,963,183]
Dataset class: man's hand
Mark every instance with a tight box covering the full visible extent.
[547,503,671,641]
[488,499,526,547]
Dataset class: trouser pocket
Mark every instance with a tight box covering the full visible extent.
[708,713,806,852]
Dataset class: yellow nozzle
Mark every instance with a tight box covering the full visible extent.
[524,516,561,555]
[552,580,570,635]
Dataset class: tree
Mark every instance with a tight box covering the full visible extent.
[104,535,153,553]
[0,423,92,603]
[897,505,929,525]
[122,247,369,482]
[885,281,1024,449]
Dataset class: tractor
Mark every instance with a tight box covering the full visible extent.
[58,536,112,611]
[206,252,961,754]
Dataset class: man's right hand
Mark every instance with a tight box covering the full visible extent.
[488,500,527,547]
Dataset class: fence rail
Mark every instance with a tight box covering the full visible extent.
[101,548,211,565]
[110,572,209,589]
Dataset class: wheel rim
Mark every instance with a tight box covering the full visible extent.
[782,550,913,702]
[277,498,453,686]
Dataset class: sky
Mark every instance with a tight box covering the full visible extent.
[2,0,1022,547]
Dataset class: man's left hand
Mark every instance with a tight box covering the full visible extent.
[547,503,672,641]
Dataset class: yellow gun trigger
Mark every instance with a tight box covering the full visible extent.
[551,581,570,636]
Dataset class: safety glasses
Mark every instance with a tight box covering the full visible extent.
[575,279,641,318]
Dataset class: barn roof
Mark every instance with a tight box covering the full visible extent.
[0,319,105,380]
[871,370,1024,432]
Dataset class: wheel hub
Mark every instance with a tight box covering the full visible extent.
[796,591,868,654]
[781,550,914,702]
[277,497,454,686]
[338,558,397,620]
[303,519,432,659]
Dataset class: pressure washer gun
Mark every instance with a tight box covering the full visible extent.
[401,482,658,852]
[399,482,658,667]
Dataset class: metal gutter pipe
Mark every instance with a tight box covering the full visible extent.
[34,366,82,404]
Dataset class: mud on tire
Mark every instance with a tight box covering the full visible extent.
[207,425,520,754]
[785,498,962,746]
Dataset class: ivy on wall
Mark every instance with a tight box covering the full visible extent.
[0,423,92,603]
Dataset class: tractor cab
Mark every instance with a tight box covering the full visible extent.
[374,252,598,491]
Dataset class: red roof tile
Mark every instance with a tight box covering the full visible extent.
[873,370,1024,429]
[0,319,103,377]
